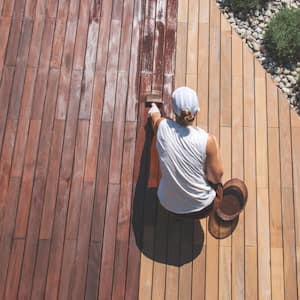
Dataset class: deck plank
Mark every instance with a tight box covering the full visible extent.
[267,79,284,300]
[206,2,221,300]
[44,70,82,300]
[279,93,298,299]
[0,17,11,78]
[17,68,60,299]
[231,31,245,300]
[255,60,271,300]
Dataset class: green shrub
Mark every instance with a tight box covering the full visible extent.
[264,8,300,65]
[225,0,265,12]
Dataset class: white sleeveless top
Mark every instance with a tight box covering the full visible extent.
[156,119,216,214]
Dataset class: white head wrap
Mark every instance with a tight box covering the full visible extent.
[172,86,200,116]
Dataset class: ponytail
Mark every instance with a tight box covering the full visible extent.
[176,109,195,126]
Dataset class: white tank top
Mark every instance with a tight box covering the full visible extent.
[156,119,216,214]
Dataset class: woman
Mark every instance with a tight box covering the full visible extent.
[148,86,223,216]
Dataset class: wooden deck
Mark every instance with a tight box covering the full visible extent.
[0,0,300,299]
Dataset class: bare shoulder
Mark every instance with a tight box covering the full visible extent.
[206,134,218,155]
[152,116,166,134]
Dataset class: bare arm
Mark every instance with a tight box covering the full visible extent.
[205,134,224,184]
[149,103,164,134]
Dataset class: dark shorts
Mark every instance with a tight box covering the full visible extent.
[168,200,215,220]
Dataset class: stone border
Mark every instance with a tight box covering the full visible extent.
[216,0,300,111]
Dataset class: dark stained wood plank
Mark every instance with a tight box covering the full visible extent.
[14,120,41,238]
[5,18,22,66]
[49,0,72,68]
[152,0,167,92]
[141,17,155,75]
[85,241,102,300]
[165,0,177,75]
[44,70,82,300]
[3,239,25,300]
[38,18,56,70]
[118,0,135,73]
[126,0,143,122]
[0,17,11,77]
[95,0,113,72]
[13,0,26,19]
[55,20,78,120]
[98,184,121,299]
[11,67,37,178]
[0,177,21,299]
[0,120,17,219]
[65,120,89,240]
[57,0,70,21]
[109,72,128,184]
[90,121,113,242]
[72,0,89,70]
[31,239,51,299]
[69,181,96,299]
[57,239,77,299]
[25,0,38,19]
[34,0,47,18]
[17,68,59,299]
[1,0,15,17]
[50,21,68,69]
[84,71,105,183]
[27,18,45,67]
[100,17,123,121]
[0,66,14,152]
[31,18,55,120]
[111,123,136,300]
[47,0,58,18]
[0,0,4,14]
[39,120,65,239]
[68,0,80,21]
[139,185,156,300]
[78,20,99,119]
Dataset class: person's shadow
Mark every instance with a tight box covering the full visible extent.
[132,119,204,267]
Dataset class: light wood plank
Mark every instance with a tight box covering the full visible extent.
[231,31,245,300]
[255,61,271,299]
[279,93,298,299]
[197,0,209,129]
[220,17,231,127]
[186,0,198,76]
[175,21,187,88]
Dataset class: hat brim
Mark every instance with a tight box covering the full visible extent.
[208,210,239,239]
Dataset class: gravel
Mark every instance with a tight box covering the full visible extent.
[216,0,300,110]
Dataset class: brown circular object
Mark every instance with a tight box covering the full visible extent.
[208,210,239,239]
[215,178,248,221]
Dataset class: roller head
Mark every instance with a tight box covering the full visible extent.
[145,93,163,108]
